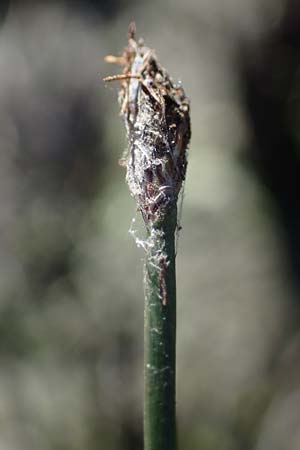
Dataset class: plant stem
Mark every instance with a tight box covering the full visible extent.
[104,23,190,450]
[144,207,177,450]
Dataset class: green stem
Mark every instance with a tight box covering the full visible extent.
[144,207,177,450]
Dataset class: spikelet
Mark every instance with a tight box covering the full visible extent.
[104,23,191,226]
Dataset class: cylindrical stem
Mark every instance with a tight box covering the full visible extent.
[144,207,177,450]
[104,24,190,450]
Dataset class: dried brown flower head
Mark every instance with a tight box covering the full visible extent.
[104,23,191,226]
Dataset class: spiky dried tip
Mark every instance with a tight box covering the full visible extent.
[105,24,191,226]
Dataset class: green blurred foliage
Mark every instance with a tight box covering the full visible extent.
[0,1,300,449]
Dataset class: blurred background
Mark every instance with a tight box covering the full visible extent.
[0,0,300,449]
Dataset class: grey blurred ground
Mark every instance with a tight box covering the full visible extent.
[0,1,300,449]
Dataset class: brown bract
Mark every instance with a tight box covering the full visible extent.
[104,23,191,226]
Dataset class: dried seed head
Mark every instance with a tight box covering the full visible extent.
[104,24,191,226]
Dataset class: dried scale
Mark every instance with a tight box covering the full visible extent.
[104,23,191,450]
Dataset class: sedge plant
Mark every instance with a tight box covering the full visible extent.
[104,23,191,450]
